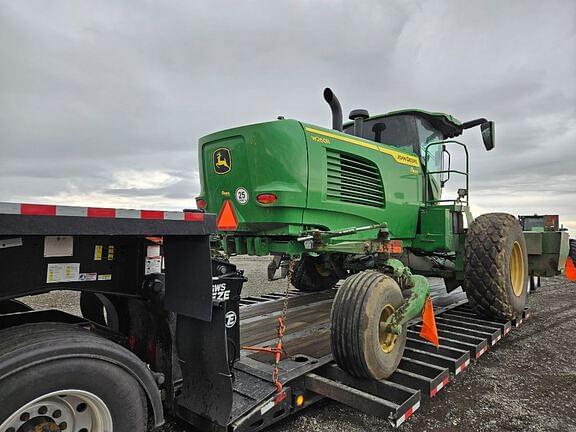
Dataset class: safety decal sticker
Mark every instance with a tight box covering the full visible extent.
[94,245,115,261]
[46,263,80,284]
[79,273,98,282]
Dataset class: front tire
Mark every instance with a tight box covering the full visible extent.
[330,271,407,380]
[463,213,528,320]
[0,323,148,432]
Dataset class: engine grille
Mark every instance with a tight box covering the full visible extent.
[326,149,384,207]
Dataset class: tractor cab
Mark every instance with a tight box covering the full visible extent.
[343,110,464,202]
[336,95,495,205]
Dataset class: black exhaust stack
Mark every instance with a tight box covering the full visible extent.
[323,88,343,131]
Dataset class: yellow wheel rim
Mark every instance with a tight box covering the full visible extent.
[510,241,525,297]
[379,304,398,353]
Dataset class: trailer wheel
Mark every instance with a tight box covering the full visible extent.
[0,324,148,432]
[291,255,339,292]
[463,213,528,320]
[330,271,406,380]
[570,239,576,261]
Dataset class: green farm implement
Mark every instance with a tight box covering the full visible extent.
[197,88,570,380]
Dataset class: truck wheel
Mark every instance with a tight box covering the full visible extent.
[330,271,406,380]
[291,255,339,292]
[463,213,528,320]
[0,324,148,432]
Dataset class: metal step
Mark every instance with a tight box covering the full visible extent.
[443,310,512,337]
[410,326,489,359]
[306,364,421,427]
[388,357,450,398]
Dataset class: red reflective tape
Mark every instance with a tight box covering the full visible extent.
[477,346,488,358]
[184,212,205,222]
[141,210,164,220]
[87,207,116,218]
[21,204,57,216]
[456,360,469,375]
[431,376,449,397]
[405,406,414,419]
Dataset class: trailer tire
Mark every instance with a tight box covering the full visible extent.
[570,239,576,261]
[463,213,528,320]
[331,271,406,380]
[0,323,149,431]
[291,255,339,292]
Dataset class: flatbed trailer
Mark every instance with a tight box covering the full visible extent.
[0,202,532,432]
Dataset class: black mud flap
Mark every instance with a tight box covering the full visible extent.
[175,307,233,430]
[163,237,236,429]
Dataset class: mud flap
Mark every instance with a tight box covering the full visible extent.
[175,309,233,430]
[163,236,234,428]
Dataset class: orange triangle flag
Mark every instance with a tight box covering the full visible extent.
[566,257,576,281]
[217,200,238,231]
[420,296,439,348]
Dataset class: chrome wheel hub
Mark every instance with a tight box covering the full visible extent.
[0,390,113,432]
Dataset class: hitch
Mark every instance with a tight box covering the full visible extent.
[297,223,389,254]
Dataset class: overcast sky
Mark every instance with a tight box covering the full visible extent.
[1,1,575,235]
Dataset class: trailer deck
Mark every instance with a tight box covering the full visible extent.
[231,282,530,430]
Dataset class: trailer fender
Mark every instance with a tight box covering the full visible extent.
[0,322,165,427]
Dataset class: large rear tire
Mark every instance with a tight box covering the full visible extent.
[0,323,148,432]
[331,271,407,380]
[463,213,528,320]
[291,255,339,292]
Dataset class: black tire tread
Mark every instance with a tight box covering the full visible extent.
[463,213,525,320]
[331,271,404,378]
[0,323,149,430]
[291,255,339,292]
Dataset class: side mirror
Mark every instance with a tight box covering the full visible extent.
[481,121,495,151]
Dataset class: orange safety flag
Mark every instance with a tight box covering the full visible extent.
[217,200,238,231]
[420,296,439,348]
[566,257,576,281]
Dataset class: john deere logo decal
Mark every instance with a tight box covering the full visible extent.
[214,148,232,174]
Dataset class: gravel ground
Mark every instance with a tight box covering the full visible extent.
[19,257,576,432]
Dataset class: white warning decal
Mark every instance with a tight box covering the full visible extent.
[79,273,97,282]
[47,263,80,284]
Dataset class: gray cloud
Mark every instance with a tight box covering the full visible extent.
[1,0,575,233]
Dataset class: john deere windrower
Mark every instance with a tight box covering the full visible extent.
[197,88,570,380]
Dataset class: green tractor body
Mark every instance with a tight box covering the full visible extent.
[198,110,469,258]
